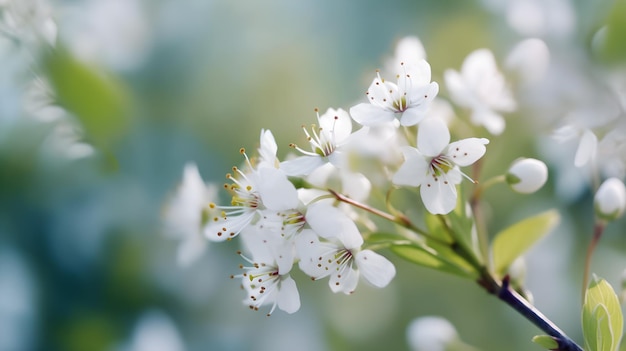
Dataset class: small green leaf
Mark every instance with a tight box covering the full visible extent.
[390,244,476,278]
[596,0,626,64]
[43,46,130,149]
[583,276,623,351]
[366,232,410,244]
[532,335,558,350]
[491,209,560,276]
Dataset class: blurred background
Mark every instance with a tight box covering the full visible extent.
[1,0,625,350]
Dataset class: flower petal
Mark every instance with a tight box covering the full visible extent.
[280,155,325,176]
[257,167,298,210]
[471,109,505,135]
[258,129,278,168]
[447,137,489,167]
[575,129,597,167]
[356,250,396,288]
[329,264,359,294]
[350,102,395,126]
[319,108,352,144]
[420,175,458,214]
[277,276,301,314]
[418,118,450,156]
[306,202,363,248]
[392,146,429,187]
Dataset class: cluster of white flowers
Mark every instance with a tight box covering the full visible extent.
[164,36,537,316]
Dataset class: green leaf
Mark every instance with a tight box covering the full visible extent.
[583,276,623,351]
[532,335,558,350]
[366,232,410,244]
[491,209,560,276]
[390,243,477,278]
[43,46,130,149]
[596,0,626,64]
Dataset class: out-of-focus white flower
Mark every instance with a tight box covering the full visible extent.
[444,49,516,135]
[594,177,626,221]
[351,60,439,127]
[384,36,426,77]
[406,316,458,351]
[506,158,548,194]
[0,0,57,46]
[553,125,597,168]
[123,310,185,351]
[59,0,150,70]
[281,108,352,176]
[163,163,216,267]
[505,38,550,84]
[393,118,489,214]
[505,0,575,38]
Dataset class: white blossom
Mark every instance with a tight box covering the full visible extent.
[163,163,216,266]
[351,60,439,127]
[281,108,352,176]
[444,49,516,135]
[393,118,489,214]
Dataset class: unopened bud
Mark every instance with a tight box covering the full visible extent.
[506,158,548,194]
[594,177,626,221]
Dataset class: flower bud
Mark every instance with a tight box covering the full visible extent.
[594,177,626,221]
[506,158,548,194]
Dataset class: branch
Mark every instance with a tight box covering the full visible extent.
[481,275,583,351]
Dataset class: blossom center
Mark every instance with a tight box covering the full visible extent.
[429,155,453,177]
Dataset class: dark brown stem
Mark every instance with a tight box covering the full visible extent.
[479,274,584,351]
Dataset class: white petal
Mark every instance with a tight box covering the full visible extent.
[329,264,359,294]
[280,155,325,176]
[258,129,278,168]
[356,250,396,288]
[444,69,474,108]
[350,103,395,126]
[420,175,458,215]
[392,147,430,187]
[505,38,550,84]
[399,105,426,126]
[277,276,301,314]
[306,203,363,248]
[204,210,255,242]
[418,118,450,156]
[340,171,371,202]
[462,49,498,86]
[385,36,426,75]
[446,138,489,167]
[574,129,598,167]
[471,109,505,135]
[257,167,298,210]
[294,230,326,277]
[319,108,352,144]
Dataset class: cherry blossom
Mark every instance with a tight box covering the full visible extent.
[392,118,489,214]
[350,60,439,127]
[281,108,352,176]
[295,203,396,294]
